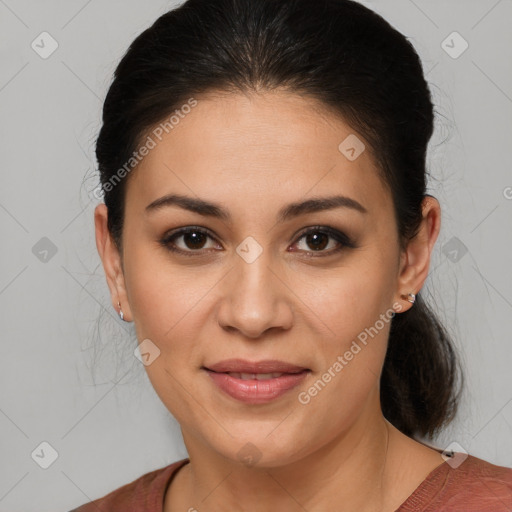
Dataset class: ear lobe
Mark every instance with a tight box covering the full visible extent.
[395,196,441,309]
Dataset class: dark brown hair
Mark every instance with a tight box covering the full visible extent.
[95,0,462,439]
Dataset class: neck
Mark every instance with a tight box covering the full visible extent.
[168,392,439,512]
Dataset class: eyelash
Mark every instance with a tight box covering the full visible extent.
[160,225,355,258]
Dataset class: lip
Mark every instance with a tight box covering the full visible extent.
[204,359,308,374]
[203,359,310,404]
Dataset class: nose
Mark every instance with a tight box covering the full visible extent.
[216,249,294,339]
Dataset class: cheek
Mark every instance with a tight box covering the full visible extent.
[124,257,206,426]
[294,272,394,436]
[302,253,397,346]
[307,287,393,396]
[122,243,224,404]
[124,239,212,338]
[295,252,397,417]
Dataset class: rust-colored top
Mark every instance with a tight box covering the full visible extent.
[71,454,512,511]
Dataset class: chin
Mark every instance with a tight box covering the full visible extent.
[201,423,315,469]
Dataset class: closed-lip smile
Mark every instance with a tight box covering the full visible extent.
[202,359,310,404]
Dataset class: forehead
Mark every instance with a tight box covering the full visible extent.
[125,90,391,218]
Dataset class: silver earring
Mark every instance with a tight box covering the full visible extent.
[400,293,416,304]
[117,301,124,321]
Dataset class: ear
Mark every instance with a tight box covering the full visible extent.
[94,203,132,322]
[394,195,441,312]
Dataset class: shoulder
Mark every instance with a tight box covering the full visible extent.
[401,454,512,512]
[448,454,512,502]
[69,458,189,512]
[459,453,512,480]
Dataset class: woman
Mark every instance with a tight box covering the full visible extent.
[75,0,512,510]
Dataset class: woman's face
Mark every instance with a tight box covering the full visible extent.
[100,90,412,467]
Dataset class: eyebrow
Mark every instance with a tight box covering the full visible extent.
[145,193,367,222]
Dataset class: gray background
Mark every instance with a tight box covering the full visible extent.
[0,0,511,510]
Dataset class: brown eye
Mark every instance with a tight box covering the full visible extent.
[161,227,221,255]
[181,230,208,250]
[161,225,354,258]
[291,226,354,256]
[303,231,330,251]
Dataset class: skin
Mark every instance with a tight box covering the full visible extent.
[95,89,445,511]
